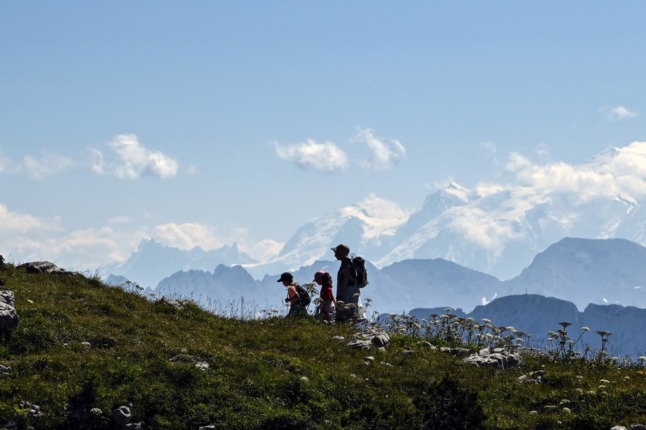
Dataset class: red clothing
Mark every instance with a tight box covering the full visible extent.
[320,285,334,302]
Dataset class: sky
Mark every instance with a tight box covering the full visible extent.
[1,2,645,270]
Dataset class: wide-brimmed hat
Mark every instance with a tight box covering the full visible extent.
[277,272,293,283]
[331,243,350,255]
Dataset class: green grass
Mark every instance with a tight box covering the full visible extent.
[1,263,645,429]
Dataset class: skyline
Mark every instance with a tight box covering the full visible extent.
[1,2,645,270]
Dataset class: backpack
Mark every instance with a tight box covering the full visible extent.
[351,256,369,288]
[294,284,311,306]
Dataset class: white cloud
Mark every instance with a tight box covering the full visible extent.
[92,134,179,180]
[600,105,638,121]
[502,141,646,200]
[0,204,52,234]
[273,139,348,172]
[23,153,74,180]
[448,206,521,252]
[354,128,406,171]
[352,193,410,221]
[108,216,131,225]
[149,222,282,261]
[151,222,224,250]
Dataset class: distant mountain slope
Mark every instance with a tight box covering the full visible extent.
[110,235,646,315]
[380,259,502,311]
[411,294,646,357]
[102,239,257,288]
[503,238,646,309]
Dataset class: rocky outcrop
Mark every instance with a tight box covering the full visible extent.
[0,289,19,338]
[464,348,523,369]
[18,261,70,275]
[347,324,391,350]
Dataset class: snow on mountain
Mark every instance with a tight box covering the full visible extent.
[374,142,646,279]
[105,141,646,299]
[242,193,409,279]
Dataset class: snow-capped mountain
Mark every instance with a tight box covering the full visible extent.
[241,194,409,279]
[242,141,646,281]
[106,141,646,293]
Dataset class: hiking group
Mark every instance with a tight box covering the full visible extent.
[277,243,368,322]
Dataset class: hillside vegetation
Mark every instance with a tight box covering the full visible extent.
[1,262,646,429]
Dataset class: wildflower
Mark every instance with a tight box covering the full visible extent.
[599,379,610,384]
[581,326,590,332]
[558,321,572,329]
[638,356,646,362]
[482,318,491,323]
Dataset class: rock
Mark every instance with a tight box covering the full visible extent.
[19,401,43,419]
[112,405,132,428]
[347,324,390,350]
[195,361,209,371]
[464,348,523,369]
[0,364,11,375]
[631,425,646,430]
[440,346,470,356]
[372,332,390,347]
[518,369,546,384]
[18,261,70,275]
[0,290,19,337]
[347,339,372,350]
[610,427,627,430]
[199,426,216,430]
[0,290,14,307]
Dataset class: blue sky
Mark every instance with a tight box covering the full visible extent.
[1,2,645,269]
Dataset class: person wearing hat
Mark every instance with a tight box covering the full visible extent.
[312,270,336,322]
[331,243,359,321]
[277,272,307,317]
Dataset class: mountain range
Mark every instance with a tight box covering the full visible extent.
[409,294,646,358]
[101,142,646,314]
[103,237,646,319]
[103,142,646,286]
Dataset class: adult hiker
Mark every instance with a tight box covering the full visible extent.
[312,270,336,322]
[277,272,310,317]
[331,243,359,321]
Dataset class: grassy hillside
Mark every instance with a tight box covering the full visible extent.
[1,263,645,429]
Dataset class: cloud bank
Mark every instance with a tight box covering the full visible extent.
[354,128,406,171]
[273,139,348,172]
[600,105,638,121]
[273,128,406,173]
[92,134,179,180]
